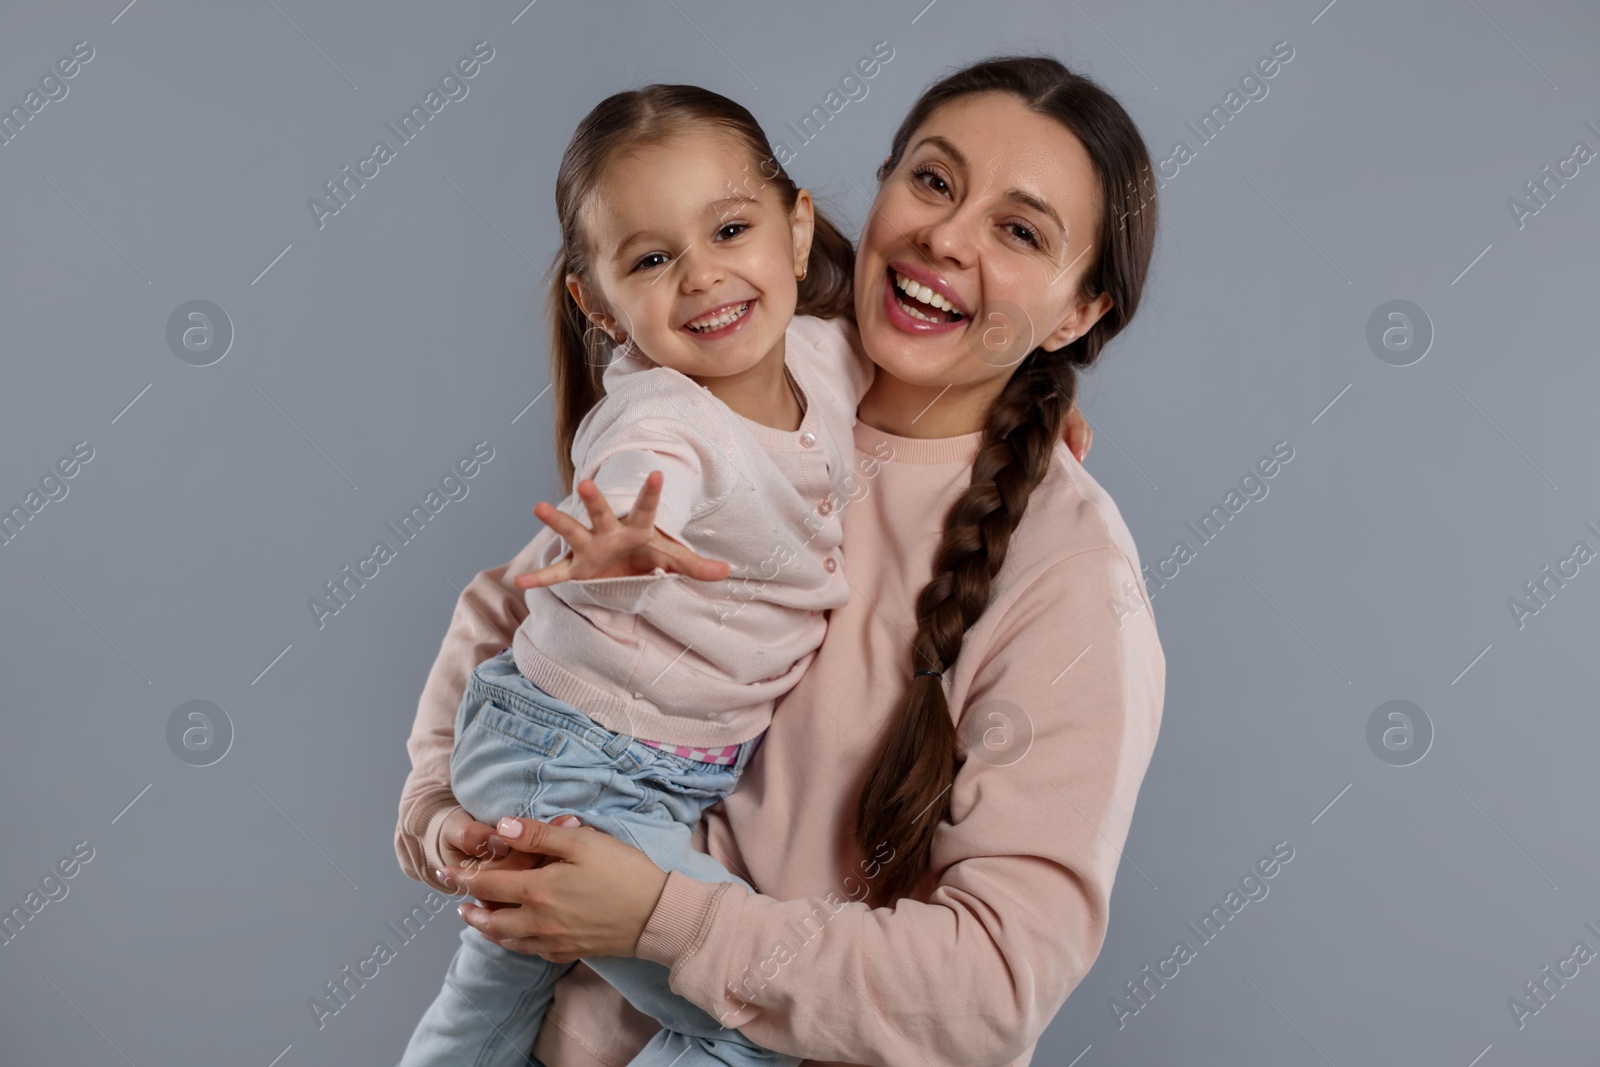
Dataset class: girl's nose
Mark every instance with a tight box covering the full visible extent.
[676,248,725,293]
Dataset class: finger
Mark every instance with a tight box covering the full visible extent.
[441,863,549,907]
[493,815,587,862]
[461,898,551,945]
[532,500,593,551]
[621,471,665,531]
[457,825,510,863]
[575,479,622,536]
[651,542,732,582]
[513,558,575,591]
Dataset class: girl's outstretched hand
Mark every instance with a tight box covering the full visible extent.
[1063,401,1093,463]
[513,470,732,589]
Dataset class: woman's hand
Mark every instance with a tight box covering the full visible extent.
[513,471,732,589]
[437,808,518,871]
[1063,401,1093,463]
[438,815,669,962]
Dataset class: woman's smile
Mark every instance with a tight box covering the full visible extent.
[882,262,970,334]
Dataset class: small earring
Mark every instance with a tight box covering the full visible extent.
[797,265,808,280]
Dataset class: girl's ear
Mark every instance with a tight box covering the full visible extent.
[566,273,598,320]
[567,273,625,342]
[790,189,817,278]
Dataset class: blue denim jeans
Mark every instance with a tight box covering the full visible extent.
[398,650,798,1067]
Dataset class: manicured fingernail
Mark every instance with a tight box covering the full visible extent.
[435,868,454,887]
[497,817,522,836]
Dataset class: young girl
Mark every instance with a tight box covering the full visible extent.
[399,85,875,1067]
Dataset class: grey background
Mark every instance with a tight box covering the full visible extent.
[2,0,1596,1063]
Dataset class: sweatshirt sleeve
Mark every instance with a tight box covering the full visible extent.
[548,386,718,615]
[633,546,1166,1066]
[394,526,556,893]
[796,314,874,404]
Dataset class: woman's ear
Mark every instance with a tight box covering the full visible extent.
[1042,292,1113,351]
[790,189,817,278]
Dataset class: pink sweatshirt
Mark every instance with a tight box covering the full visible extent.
[512,314,863,748]
[396,401,1166,1066]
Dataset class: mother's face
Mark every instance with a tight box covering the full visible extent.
[854,91,1111,391]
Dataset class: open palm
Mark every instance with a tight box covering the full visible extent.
[512,470,732,589]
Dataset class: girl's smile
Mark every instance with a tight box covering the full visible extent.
[681,297,757,338]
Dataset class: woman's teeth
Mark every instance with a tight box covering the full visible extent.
[687,301,751,333]
[893,272,963,321]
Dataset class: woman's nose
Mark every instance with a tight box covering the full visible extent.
[915,209,977,271]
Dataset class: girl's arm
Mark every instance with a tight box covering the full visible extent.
[516,471,729,592]
[453,545,1162,1065]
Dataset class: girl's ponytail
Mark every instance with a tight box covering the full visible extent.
[546,250,606,493]
[796,208,855,320]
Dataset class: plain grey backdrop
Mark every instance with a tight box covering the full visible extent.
[2,0,1597,1063]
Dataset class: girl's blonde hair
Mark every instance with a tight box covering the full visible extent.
[547,84,856,491]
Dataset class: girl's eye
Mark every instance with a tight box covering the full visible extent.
[1005,221,1040,248]
[633,252,670,272]
[911,165,951,196]
[716,222,749,241]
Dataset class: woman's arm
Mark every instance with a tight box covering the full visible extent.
[397,474,732,893]
[640,546,1163,1064]
[453,545,1163,1065]
[395,526,554,893]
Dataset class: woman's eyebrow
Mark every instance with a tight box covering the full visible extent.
[1003,188,1066,241]
[910,135,968,170]
[911,136,1067,240]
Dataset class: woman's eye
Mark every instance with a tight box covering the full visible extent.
[1006,222,1040,248]
[716,222,749,241]
[633,252,670,272]
[912,166,950,195]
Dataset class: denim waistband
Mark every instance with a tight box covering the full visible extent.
[468,650,759,776]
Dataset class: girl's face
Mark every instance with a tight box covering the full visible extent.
[854,92,1111,399]
[569,129,814,381]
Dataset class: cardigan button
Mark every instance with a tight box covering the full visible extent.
[816,499,833,516]
[824,557,838,573]
[799,431,816,447]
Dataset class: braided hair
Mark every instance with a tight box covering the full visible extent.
[855,56,1159,908]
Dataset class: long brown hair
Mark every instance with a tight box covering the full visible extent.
[855,57,1160,908]
[546,84,856,490]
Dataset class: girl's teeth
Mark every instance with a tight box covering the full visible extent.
[689,302,750,332]
[894,272,959,314]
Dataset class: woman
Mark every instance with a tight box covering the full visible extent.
[397,55,1164,1066]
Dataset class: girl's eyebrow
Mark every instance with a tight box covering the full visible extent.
[708,195,759,219]
[612,195,762,257]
